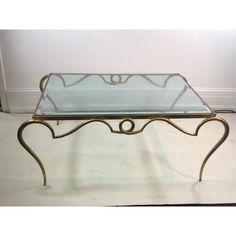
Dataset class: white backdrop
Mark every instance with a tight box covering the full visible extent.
[0,30,236,112]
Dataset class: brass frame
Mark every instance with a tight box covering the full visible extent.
[17,117,229,186]
[17,74,230,186]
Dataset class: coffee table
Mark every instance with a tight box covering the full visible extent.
[17,73,229,186]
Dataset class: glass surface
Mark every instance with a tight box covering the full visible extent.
[35,73,214,118]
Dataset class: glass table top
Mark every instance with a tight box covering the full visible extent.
[34,73,215,119]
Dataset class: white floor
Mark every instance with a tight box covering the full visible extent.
[0,112,235,206]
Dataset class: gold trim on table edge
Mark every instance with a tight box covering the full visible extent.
[32,113,216,121]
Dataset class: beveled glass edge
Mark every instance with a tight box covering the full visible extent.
[33,73,215,120]
[32,113,216,121]
[178,74,215,115]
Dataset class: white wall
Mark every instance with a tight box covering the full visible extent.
[0,30,236,112]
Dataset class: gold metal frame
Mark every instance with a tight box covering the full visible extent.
[39,74,50,92]
[17,117,229,186]
[17,74,230,186]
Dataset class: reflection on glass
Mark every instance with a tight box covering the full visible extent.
[35,73,213,117]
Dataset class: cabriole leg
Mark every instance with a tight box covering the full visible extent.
[17,120,55,186]
[196,117,230,181]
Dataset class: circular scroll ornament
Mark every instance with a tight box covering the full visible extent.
[119,119,135,133]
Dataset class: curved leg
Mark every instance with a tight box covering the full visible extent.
[17,120,55,185]
[196,117,230,181]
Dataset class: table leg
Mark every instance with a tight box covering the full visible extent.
[196,117,230,181]
[17,120,55,186]
[144,117,229,181]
